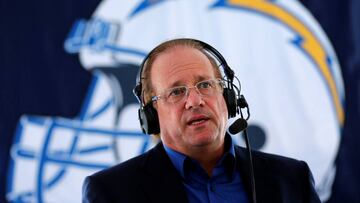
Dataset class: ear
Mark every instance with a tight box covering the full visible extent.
[152,101,158,110]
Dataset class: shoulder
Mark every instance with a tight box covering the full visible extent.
[88,144,159,185]
[235,145,309,171]
[82,145,161,202]
[234,146,316,189]
[234,146,320,202]
[92,152,147,181]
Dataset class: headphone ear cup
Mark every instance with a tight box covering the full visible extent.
[223,88,237,118]
[138,103,160,135]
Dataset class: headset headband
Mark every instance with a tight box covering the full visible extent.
[133,38,235,104]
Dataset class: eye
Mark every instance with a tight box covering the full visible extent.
[168,86,187,97]
[197,80,213,89]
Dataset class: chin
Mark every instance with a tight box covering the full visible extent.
[189,132,219,146]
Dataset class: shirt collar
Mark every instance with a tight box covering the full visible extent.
[163,144,188,178]
[163,133,236,179]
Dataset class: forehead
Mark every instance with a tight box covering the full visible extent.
[150,46,217,88]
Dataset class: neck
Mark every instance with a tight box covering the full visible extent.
[190,145,224,176]
[161,134,227,176]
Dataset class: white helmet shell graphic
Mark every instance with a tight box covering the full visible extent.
[8,0,344,202]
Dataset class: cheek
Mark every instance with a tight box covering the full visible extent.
[216,99,229,132]
[216,97,229,119]
[222,99,229,118]
[157,105,182,128]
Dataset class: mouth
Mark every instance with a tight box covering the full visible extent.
[187,116,210,126]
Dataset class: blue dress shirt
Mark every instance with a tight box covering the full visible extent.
[164,135,249,203]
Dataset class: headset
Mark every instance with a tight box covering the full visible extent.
[133,38,247,135]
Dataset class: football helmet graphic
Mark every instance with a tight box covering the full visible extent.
[7,0,344,202]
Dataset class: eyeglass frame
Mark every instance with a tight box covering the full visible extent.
[151,78,225,104]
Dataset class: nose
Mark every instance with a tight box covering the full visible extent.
[185,87,204,109]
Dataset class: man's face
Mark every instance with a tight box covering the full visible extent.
[150,46,228,154]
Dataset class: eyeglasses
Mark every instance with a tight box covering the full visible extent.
[151,78,224,104]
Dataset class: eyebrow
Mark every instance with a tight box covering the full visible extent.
[167,75,210,88]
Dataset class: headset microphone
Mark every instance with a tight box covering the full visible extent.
[228,118,248,134]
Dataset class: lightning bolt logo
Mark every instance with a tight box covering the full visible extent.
[213,0,344,125]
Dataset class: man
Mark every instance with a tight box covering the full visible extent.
[82,38,321,203]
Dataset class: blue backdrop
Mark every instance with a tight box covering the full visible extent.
[1,0,359,202]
